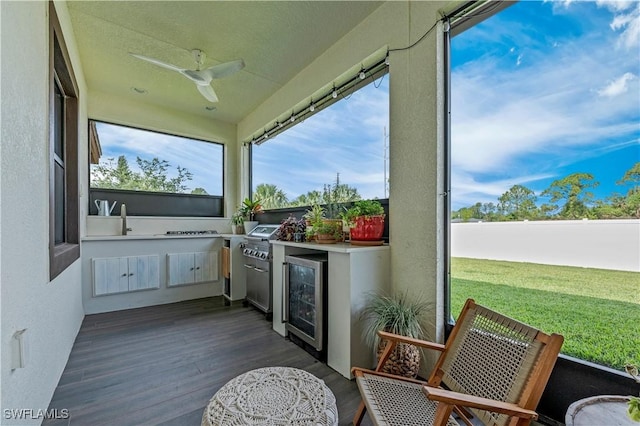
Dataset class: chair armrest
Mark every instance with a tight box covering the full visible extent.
[377,330,446,352]
[423,386,538,420]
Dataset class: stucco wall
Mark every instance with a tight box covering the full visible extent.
[451,220,640,272]
[1,2,86,423]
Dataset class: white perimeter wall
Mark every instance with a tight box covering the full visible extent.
[451,219,640,272]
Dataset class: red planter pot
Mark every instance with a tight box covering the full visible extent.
[349,215,385,241]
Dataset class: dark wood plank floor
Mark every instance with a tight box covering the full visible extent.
[44,297,372,426]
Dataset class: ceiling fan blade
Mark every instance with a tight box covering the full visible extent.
[182,69,212,85]
[197,84,219,103]
[129,53,185,73]
[204,59,245,79]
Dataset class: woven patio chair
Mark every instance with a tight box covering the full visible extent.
[351,298,563,426]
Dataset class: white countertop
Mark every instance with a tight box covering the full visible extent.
[271,240,389,253]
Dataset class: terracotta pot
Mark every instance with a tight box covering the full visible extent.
[350,215,385,241]
[316,233,337,244]
[322,219,344,242]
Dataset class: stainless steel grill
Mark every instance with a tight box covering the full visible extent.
[241,224,279,318]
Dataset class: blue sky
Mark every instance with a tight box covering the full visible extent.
[252,77,389,201]
[255,0,639,209]
[450,0,639,210]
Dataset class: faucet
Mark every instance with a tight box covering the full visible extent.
[121,203,132,235]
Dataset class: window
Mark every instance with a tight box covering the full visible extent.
[49,2,80,280]
[89,121,224,217]
[251,75,389,210]
[446,1,639,372]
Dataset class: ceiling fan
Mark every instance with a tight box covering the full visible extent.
[129,49,244,103]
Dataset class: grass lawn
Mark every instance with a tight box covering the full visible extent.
[450,257,640,371]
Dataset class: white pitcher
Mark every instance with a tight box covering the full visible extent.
[95,199,117,216]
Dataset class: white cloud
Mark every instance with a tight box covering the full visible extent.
[598,72,637,97]
[603,1,640,49]
[596,0,636,13]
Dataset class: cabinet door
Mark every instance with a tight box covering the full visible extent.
[195,251,218,282]
[244,260,257,302]
[93,257,129,296]
[168,253,193,286]
[222,247,230,279]
[128,255,160,291]
[168,251,218,286]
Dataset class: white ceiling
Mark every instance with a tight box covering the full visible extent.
[67,1,384,124]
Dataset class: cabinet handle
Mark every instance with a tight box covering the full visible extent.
[243,264,253,269]
[254,267,266,273]
[129,273,134,276]
[122,273,127,277]
[196,267,200,270]
[190,267,194,271]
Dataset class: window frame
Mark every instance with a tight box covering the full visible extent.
[88,120,226,217]
[49,2,80,281]
[248,67,390,204]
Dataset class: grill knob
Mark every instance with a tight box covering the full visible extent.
[260,252,267,259]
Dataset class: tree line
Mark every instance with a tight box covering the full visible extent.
[91,155,639,221]
[453,163,640,221]
[91,155,208,195]
[253,173,361,210]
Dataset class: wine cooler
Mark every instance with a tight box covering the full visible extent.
[284,253,328,359]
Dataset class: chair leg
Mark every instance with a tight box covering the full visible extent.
[352,401,367,425]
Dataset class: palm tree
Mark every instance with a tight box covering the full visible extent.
[291,190,323,207]
[254,183,288,209]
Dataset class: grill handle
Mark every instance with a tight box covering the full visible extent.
[282,262,289,324]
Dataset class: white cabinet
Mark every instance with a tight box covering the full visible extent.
[93,255,160,296]
[167,251,218,287]
[271,241,390,378]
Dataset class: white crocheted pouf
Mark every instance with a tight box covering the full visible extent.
[202,366,338,426]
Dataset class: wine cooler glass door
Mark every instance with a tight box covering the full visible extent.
[285,256,325,350]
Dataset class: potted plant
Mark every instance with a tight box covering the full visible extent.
[360,291,431,378]
[342,199,385,245]
[312,220,342,244]
[240,197,263,233]
[275,215,306,242]
[303,204,325,241]
[626,364,640,421]
[303,203,325,226]
[231,210,245,234]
